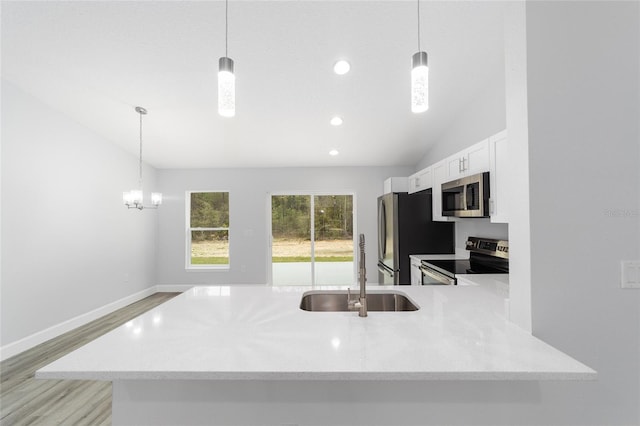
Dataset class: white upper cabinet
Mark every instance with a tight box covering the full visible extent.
[489,130,508,223]
[445,139,490,180]
[387,130,507,223]
[408,167,432,194]
[383,177,408,194]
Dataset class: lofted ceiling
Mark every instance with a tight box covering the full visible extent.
[1,1,506,169]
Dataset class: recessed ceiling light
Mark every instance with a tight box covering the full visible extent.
[333,60,350,75]
[329,149,339,156]
[330,116,343,126]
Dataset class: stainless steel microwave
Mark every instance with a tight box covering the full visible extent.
[441,172,490,218]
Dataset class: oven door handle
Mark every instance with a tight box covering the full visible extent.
[419,265,455,285]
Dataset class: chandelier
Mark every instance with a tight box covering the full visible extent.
[123,106,162,210]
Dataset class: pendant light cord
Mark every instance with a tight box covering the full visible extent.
[225,0,229,57]
[417,0,421,52]
[138,110,143,188]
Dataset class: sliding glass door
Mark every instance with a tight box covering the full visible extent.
[271,194,354,286]
[271,195,313,285]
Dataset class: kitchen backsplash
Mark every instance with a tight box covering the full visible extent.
[455,220,508,254]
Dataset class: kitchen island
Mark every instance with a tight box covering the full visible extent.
[37,282,596,425]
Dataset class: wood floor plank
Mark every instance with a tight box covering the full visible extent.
[0,292,179,425]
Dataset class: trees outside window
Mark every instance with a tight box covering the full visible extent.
[187,191,229,268]
[271,194,354,285]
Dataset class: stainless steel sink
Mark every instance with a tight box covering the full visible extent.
[299,290,419,312]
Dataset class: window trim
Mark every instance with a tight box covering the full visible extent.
[185,190,231,271]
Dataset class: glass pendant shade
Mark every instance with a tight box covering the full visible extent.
[131,190,143,205]
[123,189,143,207]
[218,57,235,117]
[123,191,135,205]
[151,192,163,206]
[411,51,429,113]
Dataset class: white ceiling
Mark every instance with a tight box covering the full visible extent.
[1,1,506,169]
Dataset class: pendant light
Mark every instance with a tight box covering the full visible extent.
[123,106,162,210]
[411,0,428,113]
[218,0,235,117]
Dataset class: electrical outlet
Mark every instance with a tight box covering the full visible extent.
[621,260,640,289]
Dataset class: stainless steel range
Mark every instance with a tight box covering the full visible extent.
[419,237,508,285]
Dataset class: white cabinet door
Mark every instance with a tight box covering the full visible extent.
[465,139,490,175]
[489,130,508,223]
[445,139,490,181]
[408,167,433,194]
[446,155,465,180]
[410,257,422,285]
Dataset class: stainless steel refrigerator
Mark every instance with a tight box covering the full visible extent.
[377,189,454,284]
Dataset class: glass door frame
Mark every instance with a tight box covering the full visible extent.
[267,191,357,286]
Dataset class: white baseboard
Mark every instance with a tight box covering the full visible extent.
[1,286,160,362]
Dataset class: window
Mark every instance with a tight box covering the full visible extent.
[187,191,229,268]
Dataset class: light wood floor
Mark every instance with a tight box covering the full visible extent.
[0,292,180,426]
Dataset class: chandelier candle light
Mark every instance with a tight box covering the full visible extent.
[123,106,162,210]
[218,0,235,117]
[411,0,429,113]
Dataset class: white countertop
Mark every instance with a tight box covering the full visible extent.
[410,253,470,261]
[455,273,508,285]
[456,273,509,289]
[36,282,595,382]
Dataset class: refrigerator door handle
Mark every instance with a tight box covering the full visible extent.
[378,198,386,259]
[377,262,394,277]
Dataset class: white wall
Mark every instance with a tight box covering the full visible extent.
[156,166,412,287]
[0,81,158,349]
[522,1,639,424]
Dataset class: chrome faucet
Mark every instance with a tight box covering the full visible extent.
[348,234,367,317]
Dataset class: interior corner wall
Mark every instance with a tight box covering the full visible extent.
[0,80,158,349]
[155,166,413,287]
[525,1,640,424]
[503,0,532,332]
